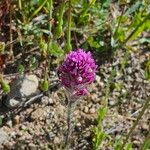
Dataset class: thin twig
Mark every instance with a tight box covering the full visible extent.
[9,0,14,59]
[23,93,44,107]
[105,107,142,134]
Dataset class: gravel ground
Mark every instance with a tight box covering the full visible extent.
[0,49,149,150]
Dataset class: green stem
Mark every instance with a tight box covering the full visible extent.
[113,6,125,38]
[47,0,53,53]
[56,0,65,38]
[65,0,72,52]
[18,0,22,10]
[120,97,150,150]
[104,69,116,107]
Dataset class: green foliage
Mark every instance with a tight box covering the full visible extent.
[51,42,64,57]
[93,107,107,150]
[114,140,133,150]
[114,139,122,150]
[97,107,107,124]
[41,75,49,92]
[125,143,132,150]
[141,137,150,150]
[17,64,25,74]
[1,81,10,94]
[112,0,150,50]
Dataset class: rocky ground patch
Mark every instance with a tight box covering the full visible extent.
[0,50,149,150]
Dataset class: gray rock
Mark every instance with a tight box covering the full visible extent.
[0,128,9,144]
[5,74,39,108]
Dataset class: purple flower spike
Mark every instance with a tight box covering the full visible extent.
[58,49,97,99]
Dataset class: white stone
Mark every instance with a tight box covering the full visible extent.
[0,128,9,144]
[5,74,39,108]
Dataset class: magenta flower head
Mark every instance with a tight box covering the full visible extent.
[58,49,97,100]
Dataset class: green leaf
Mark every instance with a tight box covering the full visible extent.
[51,42,64,57]
[17,64,25,74]
[41,78,49,92]
[125,143,132,150]
[101,0,110,8]
[129,17,150,41]
[87,36,100,48]
[114,139,122,150]
[97,107,107,123]
[139,38,150,44]
[114,27,125,42]
[142,138,150,150]
[28,0,47,22]
[1,81,10,94]
[125,1,142,16]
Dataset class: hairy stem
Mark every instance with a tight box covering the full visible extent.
[65,101,72,149]
[120,97,150,150]
[65,100,76,150]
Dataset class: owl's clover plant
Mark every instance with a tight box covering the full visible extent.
[58,49,97,148]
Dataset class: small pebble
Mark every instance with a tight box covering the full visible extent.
[48,98,54,104]
[13,115,20,125]
[53,136,61,144]
[41,96,49,105]
[89,107,96,114]
[84,106,89,113]
[20,125,27,131]
[6,119,13,128]
[141,123,149,131]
